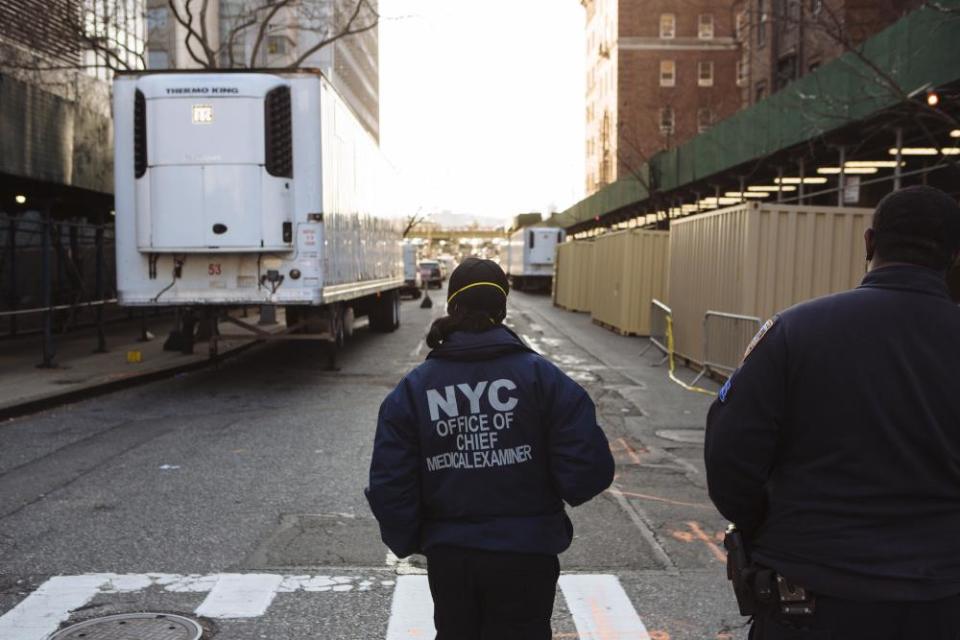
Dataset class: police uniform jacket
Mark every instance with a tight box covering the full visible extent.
[706,265,960,601]
[366,325,615,558]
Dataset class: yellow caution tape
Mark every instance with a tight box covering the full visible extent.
[665,315,717,397]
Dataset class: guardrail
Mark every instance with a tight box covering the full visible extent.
[689,310,762,386]
[641,298,671,365]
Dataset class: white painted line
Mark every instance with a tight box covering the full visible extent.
[194,573,284,619]
[0,575,110,640]
[385,575,435,639]
[559,574,650,640]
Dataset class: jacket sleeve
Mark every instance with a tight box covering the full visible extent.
[365,383,422,558]
[704,317,788,536]
[544,364,615,507]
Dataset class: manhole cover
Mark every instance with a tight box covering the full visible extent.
[655,429,705,444]
[50,613,203,640]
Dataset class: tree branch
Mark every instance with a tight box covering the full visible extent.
[249,0,294,68]
[287,0,378,69]
[167,0,213,68]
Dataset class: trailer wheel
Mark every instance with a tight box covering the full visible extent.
[370,290,400,333]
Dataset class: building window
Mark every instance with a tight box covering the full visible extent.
[757,0,767,47]
[697,108,713,133]
[660,60,676,87]
[698,61,714,87]
[148,50,169,70]
[737,59,749,86]
[755,80,768,102]
[267,35,290,56]
[775,54,797,90]
[660,14,676,39]
[659,107,675,135]
[698,14,715,39]
[810,0,823,14]
[147,7,168,32]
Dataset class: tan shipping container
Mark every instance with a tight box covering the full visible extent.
[553,240,595,312]
[591,229,670,335]
[668,202,873,362]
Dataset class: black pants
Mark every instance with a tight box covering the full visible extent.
[425,546,560,640]
[750,593,960,639]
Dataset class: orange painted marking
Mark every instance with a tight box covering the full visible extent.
[608,489,712,510]
[669,521,727,563]
[613,437,644,464]
[688,521,727,562]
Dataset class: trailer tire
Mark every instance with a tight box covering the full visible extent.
[370,290,400,333]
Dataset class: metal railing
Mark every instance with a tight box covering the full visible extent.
[1,211,120,366]
[689,310,762,385]
[641,298,671,365]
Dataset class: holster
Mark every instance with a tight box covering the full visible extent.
[723,526,815,617]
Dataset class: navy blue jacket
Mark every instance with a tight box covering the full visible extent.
[706,266,960,601]
[366,326,614,558]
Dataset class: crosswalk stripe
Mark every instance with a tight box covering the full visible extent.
[559,574,650,640]
[194,573,284,619]
[0,572,652,639]
[385,575,435,639]
[0,575,109,640]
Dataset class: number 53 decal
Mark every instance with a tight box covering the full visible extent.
[208,263,222,276]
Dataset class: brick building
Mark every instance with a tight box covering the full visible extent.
[583,0,742,195]
[735,0,924,108]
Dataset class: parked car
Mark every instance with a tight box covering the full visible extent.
[419,260,443,289]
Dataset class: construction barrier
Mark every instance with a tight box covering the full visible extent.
[553,240,594,312]
[667,202,872,362]
[689,310,761,385]
[590,229,669,335]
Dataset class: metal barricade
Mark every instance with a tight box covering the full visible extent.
[689,310,762,385]
[641,298,671,365]
[1,211,119,366]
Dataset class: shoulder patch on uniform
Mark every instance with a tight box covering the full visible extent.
[742,316,778,362]
[718,377,733,403]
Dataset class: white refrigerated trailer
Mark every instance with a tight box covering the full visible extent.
[506,226,565,291]
[113,70,404,354]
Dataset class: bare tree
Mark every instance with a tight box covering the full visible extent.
[0,0,379,78]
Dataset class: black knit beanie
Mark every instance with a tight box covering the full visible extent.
[446,257,510,319]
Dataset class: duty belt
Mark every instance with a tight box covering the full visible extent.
[723,525,817,617]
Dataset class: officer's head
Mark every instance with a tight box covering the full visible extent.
[866,186,960,273]
[446,257,510,320]
[426,257,510,348]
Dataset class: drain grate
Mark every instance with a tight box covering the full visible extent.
[50,613,204,640]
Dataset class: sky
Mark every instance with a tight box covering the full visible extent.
[378,0,586,226]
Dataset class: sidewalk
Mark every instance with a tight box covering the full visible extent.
[0,309,282,419]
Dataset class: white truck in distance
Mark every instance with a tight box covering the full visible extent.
[506,226,565,291]
[112,70,404,352]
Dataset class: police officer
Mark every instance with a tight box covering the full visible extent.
[705,185,960,638]
[366,257,614,640]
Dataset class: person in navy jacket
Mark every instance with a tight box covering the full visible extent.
[366,257,614,640]
[706,186,960,639]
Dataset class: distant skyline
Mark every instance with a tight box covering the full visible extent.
[378,0,586,226]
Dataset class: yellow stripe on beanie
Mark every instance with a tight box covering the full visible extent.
[447,281,508,304]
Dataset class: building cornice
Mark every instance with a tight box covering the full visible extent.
[618,37,738,52]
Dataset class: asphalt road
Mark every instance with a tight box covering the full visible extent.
[0,284,744,640]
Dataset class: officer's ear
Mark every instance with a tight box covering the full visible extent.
[864,228,876,265]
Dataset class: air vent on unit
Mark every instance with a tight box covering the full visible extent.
[264,86,293,178]
[134,90,147,178]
